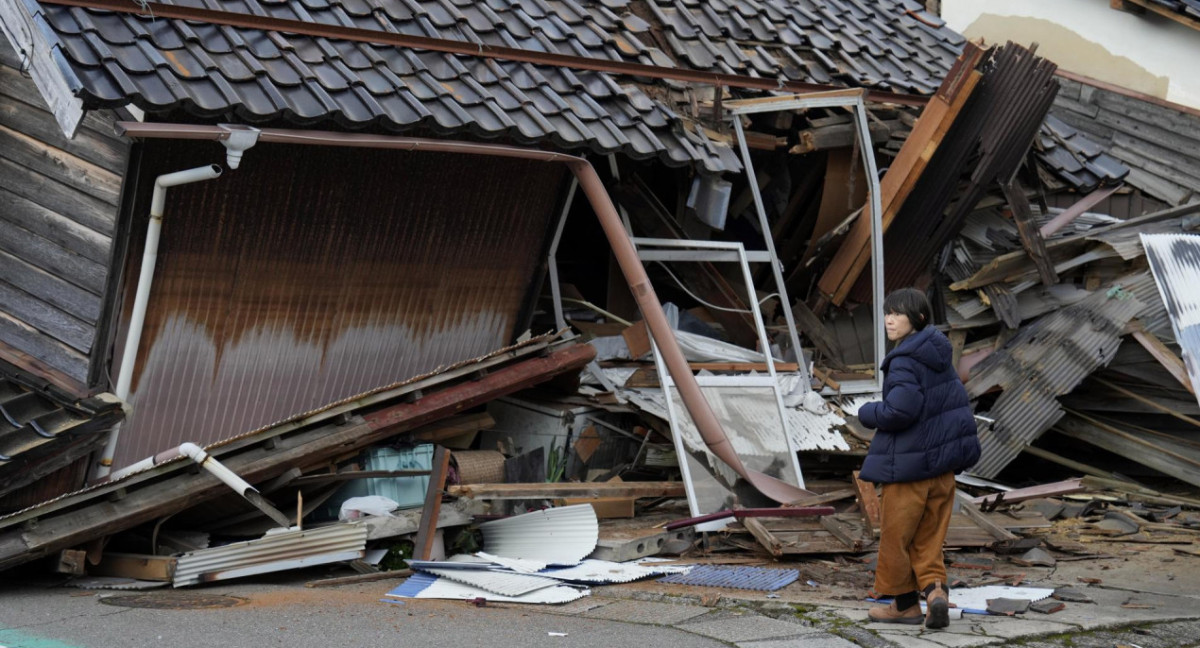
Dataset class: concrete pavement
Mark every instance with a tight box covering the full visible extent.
[2,566,1199,648]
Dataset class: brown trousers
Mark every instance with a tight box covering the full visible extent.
[874,471,956,595]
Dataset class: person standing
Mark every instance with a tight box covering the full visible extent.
[857,288,981,629]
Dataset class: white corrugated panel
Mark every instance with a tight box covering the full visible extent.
[540,559,691,584]
[478,505,597,566]
[1142,233,1200,408]
[419,569,560,596]
[387,571,588,604]
[174,525,366,587]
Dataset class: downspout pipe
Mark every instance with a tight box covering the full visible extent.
[110,442,293,528]
[111,123,812,504]
[93,164,224,480]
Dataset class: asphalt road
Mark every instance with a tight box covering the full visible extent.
[0,572,726,648]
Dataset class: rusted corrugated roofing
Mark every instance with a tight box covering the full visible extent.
[109,138,565,470]
[965,274,1158,478]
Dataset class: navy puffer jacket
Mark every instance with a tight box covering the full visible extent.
[857,326,980,484]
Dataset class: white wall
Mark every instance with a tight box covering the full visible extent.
[943,0,1200,110]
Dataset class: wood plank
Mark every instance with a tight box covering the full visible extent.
[412,446,451,561]
[971,478,1085,507]
[0,199,109,294]
[955,492,1017,542]
[290,470,433,486]
[1092,377,1200,428]
[0,183,113,264]
[0,124,122,205]
[0,156,115,238]
[0,279,94,352]
[819,515,862,551]
[447,482,686,500]
[0,67,129,172]
[815,45,984,306]
[0,315,88,388]
[1002,179,1059,287]
[407,412,494,444]
[1056,413,1200,489]
[1128,321,1195,395]
[790,290,847,369]
[91,552,177,581]
[852,471,881,531]
[0,342,591,570]
[0,250,102,323]
[741,516,783,556]
[790,119,893,154]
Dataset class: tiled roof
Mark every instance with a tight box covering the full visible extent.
[1036,114,1130,192]
[0,366,123,500]
[22,0,962,172]
[638,0,963,94]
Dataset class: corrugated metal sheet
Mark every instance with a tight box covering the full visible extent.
[412,554,563,596]
[0,37,130,394]
[657,565,799,591]
[386,570,588,604]
[174,524,367,587]
[1053,76,1200,206]
[966,277,1151,478]
[110,139,565,470]
[1141,233,1200,407]
[478,504,598,567]
[540,559,690,584]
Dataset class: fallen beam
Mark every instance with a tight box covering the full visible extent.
[447,482,686,500]
[0,342,594,571]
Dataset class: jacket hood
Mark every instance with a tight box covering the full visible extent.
[882,326,952,373]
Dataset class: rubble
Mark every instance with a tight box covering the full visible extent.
[0,0,1196,642]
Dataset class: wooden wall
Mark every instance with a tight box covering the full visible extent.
[0,36,129,395]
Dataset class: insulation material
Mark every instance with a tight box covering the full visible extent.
[386,571,588,604]
[477,505,598,566]
[1142,233,1200,408]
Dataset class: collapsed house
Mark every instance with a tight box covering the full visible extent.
[0,0,1196,587]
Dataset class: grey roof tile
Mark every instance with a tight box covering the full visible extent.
[27,0,977,174]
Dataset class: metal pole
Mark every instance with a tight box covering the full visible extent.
[731,118,811,386]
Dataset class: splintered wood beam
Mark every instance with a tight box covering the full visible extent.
[815,44,984,306]
[955,492,1018,542]
[1127,321,1195,395]
[852,471,881,534]
[412,446,451,561]
[970,477,1085,507]
[447,482,686,500]
[741,516,784,556]
[1002,178,1059,286]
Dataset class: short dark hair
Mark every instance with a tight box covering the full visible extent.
[883,288,932,331]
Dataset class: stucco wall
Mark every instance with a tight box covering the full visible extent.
[943,0,1200,110]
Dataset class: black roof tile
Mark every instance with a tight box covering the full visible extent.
[26,0,974,173]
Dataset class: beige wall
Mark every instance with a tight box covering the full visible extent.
[943,0,1200,109]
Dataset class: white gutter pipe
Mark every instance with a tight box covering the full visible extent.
[110,442,292,528]
[93,164,224,480]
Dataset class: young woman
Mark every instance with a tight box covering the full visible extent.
[857,288,981,629]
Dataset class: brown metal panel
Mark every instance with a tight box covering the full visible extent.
[110,139,565,469]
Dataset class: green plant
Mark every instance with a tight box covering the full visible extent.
[378,539,414,571]
[546,438,566,483]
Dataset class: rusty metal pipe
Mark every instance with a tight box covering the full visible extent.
[113,122,812,504]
